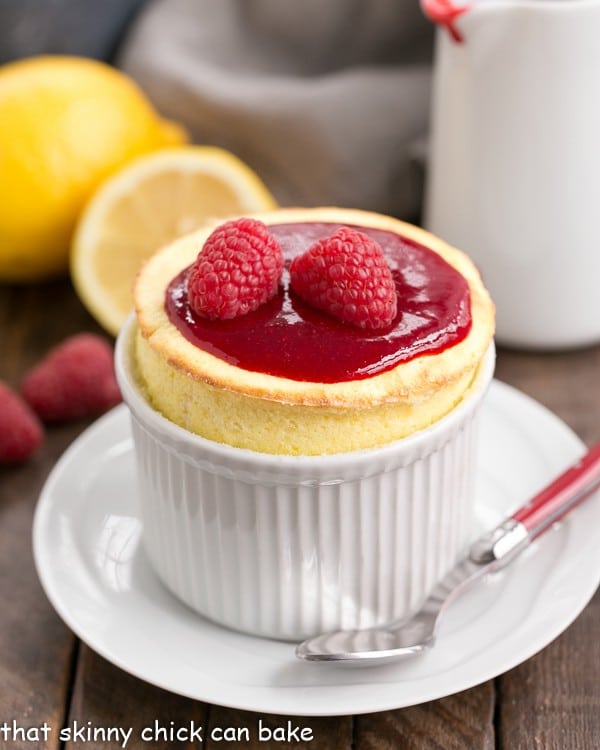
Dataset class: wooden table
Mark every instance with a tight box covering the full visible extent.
[1,279,598,749]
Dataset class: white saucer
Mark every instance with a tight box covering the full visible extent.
[33,380,600,717]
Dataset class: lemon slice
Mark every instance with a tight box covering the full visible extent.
[71,146,277,335]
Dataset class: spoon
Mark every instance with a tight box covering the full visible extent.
[296,441,600,664]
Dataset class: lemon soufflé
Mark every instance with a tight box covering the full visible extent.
[132,207,494,456]
[119,206,495,638]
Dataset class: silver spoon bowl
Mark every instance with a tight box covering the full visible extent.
[296,555,486,663]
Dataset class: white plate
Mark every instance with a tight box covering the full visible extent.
[33,380,600,716]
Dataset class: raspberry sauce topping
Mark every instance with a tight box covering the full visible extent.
[165,223,472,383]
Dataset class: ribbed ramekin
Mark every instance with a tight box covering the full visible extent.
[115,316,495,640]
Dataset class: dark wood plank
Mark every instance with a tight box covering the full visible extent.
[0,281,109,376]
[354,683,495,750]
[497,590,600,750]
[0,456,75,750]
[0,281,106,750]
[494,345,600,750]
[495,345,600,445]
[64,646,209,749]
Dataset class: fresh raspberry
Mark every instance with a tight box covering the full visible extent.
[187,218,284,320]
[21,333,121,423]
[0,381,44,463]
[290,227,398,330]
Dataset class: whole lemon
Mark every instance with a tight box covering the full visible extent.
[0,56,187,282]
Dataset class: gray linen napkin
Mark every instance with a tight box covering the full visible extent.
[117,0,433,219]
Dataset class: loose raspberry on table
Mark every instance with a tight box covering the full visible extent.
[289,227,398,330]
[0,381,44,463]
[187,218,284,320]
[20,333,122,423]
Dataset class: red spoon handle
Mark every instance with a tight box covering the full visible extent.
[513,442,600,539]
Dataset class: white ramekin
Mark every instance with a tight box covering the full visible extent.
[115,315,495,640]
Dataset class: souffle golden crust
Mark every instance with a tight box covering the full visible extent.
[133,207,495,454]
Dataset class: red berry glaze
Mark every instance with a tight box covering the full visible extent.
[0,381,44,463]
[290,227,397,330]
[166,222,472,383]
[21,333,121,423]
[187,218,284,320]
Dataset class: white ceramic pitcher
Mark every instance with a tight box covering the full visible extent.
[423,0,600,349]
